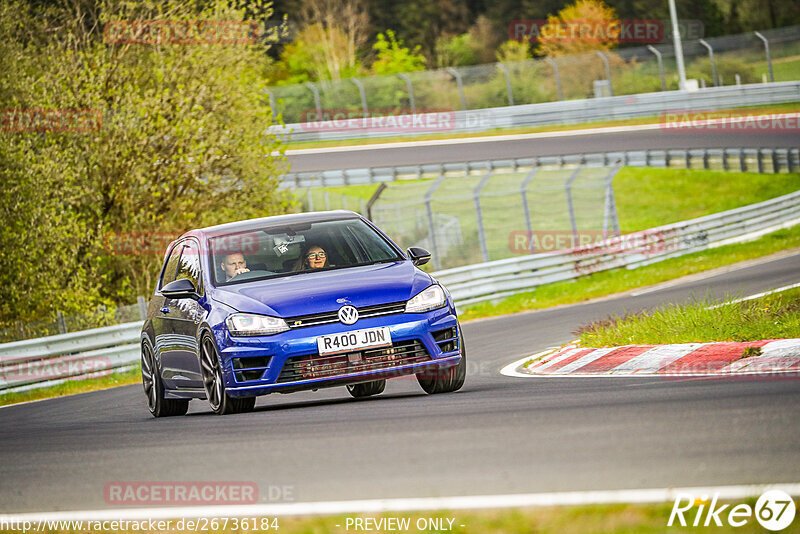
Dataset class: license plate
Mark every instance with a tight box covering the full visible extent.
[317,327,392,356]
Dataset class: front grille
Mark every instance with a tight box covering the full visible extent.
[285,301,407,329]
[277,339,430,383]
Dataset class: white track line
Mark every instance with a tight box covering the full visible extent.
[499,348,557,378]
[707,282,800,309]
[285,113,800,155]
[3,484,799,521]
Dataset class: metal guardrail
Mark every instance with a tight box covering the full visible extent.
[2,169,799,394]
[281,146,800,189]
[0,322,142,393]
[436,190,800,306]
[273,82,800,143]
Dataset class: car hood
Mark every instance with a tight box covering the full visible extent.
[210,261,433,318]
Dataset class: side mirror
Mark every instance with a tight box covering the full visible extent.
[160,278,200,300]
[406,247,431,267]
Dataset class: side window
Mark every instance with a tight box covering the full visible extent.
[176,240,203,293]
[160,243,183,288]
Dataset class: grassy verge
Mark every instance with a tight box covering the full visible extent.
[284,102,799,150]
[5,498,791,534]
[0,366,141,407]
[459,225,800,321]
[577,288,800,346]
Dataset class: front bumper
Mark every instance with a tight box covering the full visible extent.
[217,306,460,398]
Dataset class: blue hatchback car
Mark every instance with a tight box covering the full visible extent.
[140,211,465,416]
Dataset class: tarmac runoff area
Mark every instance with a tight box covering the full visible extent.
[502,339,800,378]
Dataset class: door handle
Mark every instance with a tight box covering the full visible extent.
[160,307,170,314]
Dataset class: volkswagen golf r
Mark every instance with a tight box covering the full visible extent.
[140,211,465,416]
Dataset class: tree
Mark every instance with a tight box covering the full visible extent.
[0,0,292,330]
[536,0,620,57]
[371,30,426,75]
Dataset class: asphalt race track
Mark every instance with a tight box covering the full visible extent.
[287,129,800,171]
[2,251,799,513]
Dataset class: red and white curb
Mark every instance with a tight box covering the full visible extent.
[501,339,800,378]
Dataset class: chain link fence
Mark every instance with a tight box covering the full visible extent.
[268,25,800,125]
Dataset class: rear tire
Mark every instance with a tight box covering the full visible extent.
[200,334,256,415]
[346,380,386,398]
[141,340,189,417]
[417,328,466,394]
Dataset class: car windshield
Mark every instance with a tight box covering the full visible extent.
[209,217,404,286]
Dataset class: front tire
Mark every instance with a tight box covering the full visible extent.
[416,328,466,394]
[200,334,256,415]
[141,340,189,417]
[347,380,386,398]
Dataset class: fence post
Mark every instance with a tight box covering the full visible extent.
[788,149,796,173]
[520,167,540,254]
[544,57,563,101]
[56,311,67,334]
[698,39,718,87]
[304,82,322,116]
[685,150,691,169]
[739,148,747,172]
[264,89,277,116]
[603,165,622,238]
[397,73,416,114]
[324,190,330,210]
[595,51,614,96]
[424,174,447,270]
[366,183,387,221]
[757,148,764,173]
[703,149,709,169]
[137,296,147,321]
[446,67,467,111]
[473,171,493,262]
[564,165,584,248]
[307,189,314,211]
[722,148,729,171]
[496,63,514,106]
[646,45,666,91]
[350,78,368,116]
[754,31,774,83]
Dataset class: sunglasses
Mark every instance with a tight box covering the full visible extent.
[306,252,326,260]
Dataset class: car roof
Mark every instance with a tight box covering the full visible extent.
[184,210,363,239]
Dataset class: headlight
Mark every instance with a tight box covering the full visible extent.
[226,313,289,336]
[405,284,446,313]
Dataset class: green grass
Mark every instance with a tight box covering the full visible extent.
[577,287,800,347]
[285,102,799,149]
[0,366,141,407]
[613,168,800,232]
[459,225,800,321]
[8,498,796,533]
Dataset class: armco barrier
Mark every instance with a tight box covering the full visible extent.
[272,82,800,143]
[280,146,800,189]
[1,190,798,394]
[0,322,142,393]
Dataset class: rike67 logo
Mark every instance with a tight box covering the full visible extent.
[669,490,796,531]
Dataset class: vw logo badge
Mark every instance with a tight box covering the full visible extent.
[338,305,359,325]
